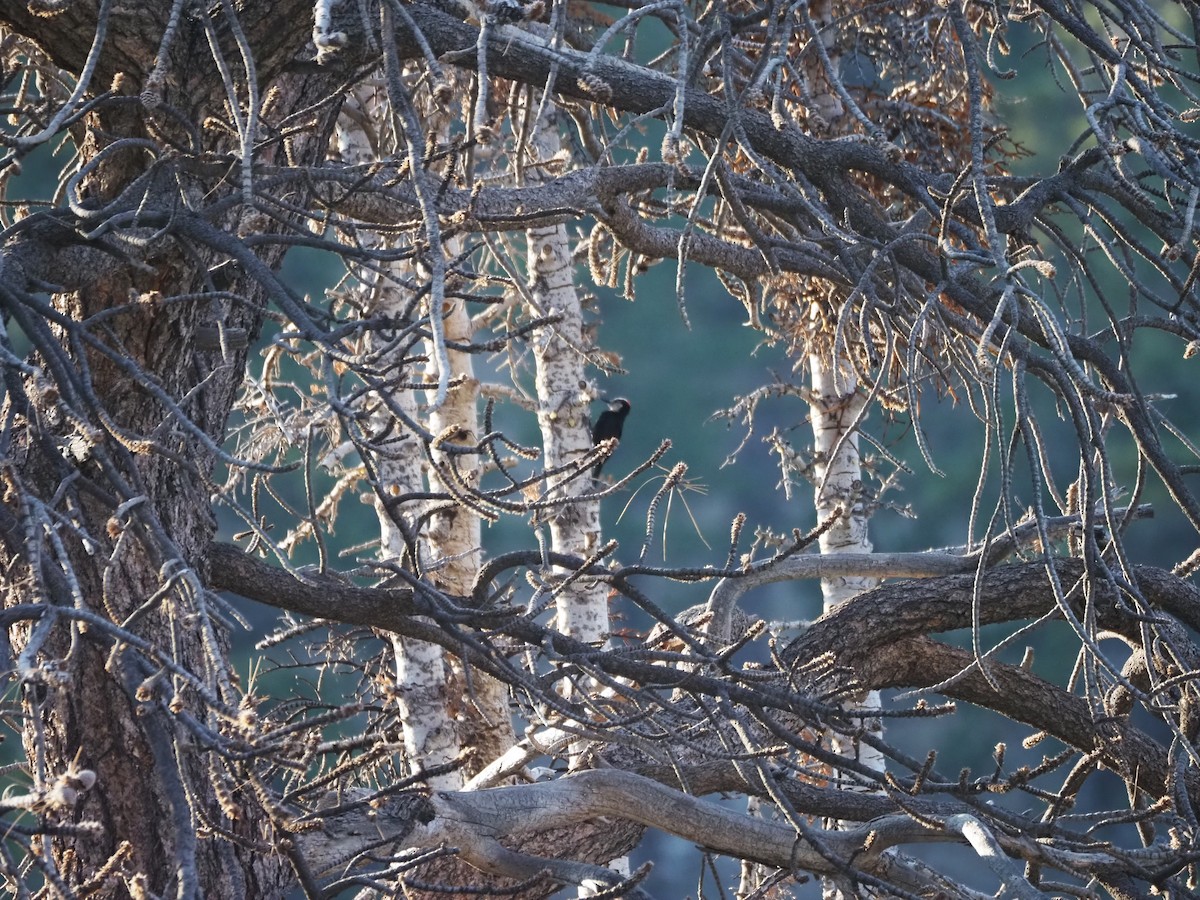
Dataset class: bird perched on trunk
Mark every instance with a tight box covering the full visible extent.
[591,397,631,476]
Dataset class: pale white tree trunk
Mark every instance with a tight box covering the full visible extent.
[524,105,620,897]
[808,318,886,900]
[800,4,887,896]
[809,355,877,608]
[809,355,884,744]
[336,88,464,791]
[423,296,516,772]
[423,298,484,597]
[731,8,887,893]
[525,112,608,648]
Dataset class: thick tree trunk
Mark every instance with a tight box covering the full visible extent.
[3,230,286,897]
[0,7,346,895]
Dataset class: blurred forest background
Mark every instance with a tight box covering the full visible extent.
[268,16,1200,892]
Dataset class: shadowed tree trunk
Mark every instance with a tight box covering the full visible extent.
[0,4,345,895]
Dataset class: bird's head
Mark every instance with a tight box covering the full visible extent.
[602,397,631,413]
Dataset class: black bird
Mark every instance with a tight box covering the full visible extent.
[591,398,631,476]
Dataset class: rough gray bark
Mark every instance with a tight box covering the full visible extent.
[0,4,344,896]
